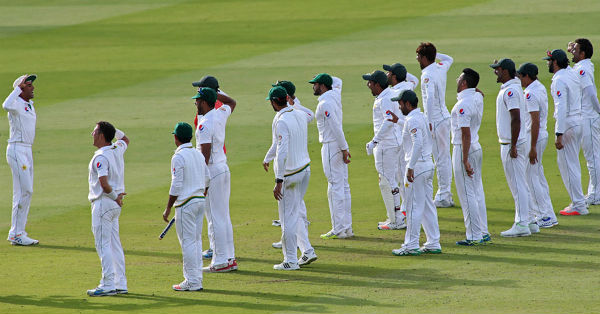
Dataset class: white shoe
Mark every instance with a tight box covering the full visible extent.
[298,251,318,266]
[434,198,455,208]
[378,218,391,225]
[272,219,281,227]
[338,229,354,238]
[537,217,558,228]
[528,222,540,234]
[8,234,39,246]
[500,223,531,237]
[272,241,282,249]
[273,261,299,270]
[378,220,405,230]
[396,215,407,229]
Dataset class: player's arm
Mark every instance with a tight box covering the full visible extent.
[406,122,423,182]
[163,156,183,222]
[324,104,351,163]
[529,111,540,164]
[583,85,600,113]
[217,92,237,112]
[457,103,473,176]
[436,52,454,69]
[372,100,395,142]
[2,86,23,112]
[509,108,521,154]
[332,76,343,92]
[291,100,315,123]
[200,143,211,165]
[553,82,568,136]
[406,72,419,90]
[273,121,290,200]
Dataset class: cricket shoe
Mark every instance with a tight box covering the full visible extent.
[560,206,589,216]
[378,218,391,225]
[320,230,338,240]
[87,287,117,297]
[8,234,39,246]
[482,234,492,243]
[202,248,213,259]
[298,251,318,266]
[273,261,299,270]
[434,198,455,208]
[272,241,282,249]
[392,247,421,256]
[172,281,203,291]
[378,221,404,230]
[529,222,540,234]
[272,219,281,227]
[500,223,531,237]
[116,289,128,294]
[584,195,600,205]
[418,246,442,254]
[537,217,558,228]
[338,229,354,239]
[203,262,233,273]
[228,258,238,271]
[456,239,482,246]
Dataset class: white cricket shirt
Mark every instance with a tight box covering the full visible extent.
[420,53,453,123]
[315,89,348,150]
[264,98,314,163]
[451,88,483,145]
[88,145,120,202]
[2,86,36,146]
[523,80,549,140]
[169,142,210,207]
[495,78,527,144]
[274,106,312,180]
[196,104,231,165]
[372,87,401,147]
[573,59,598,117]
[402,108,433,169]
[551,68,582,134]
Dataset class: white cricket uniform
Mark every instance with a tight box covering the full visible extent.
[196,104,235,267]
[3,86,36,239]
[420,53,453,203]
[272,106,314,263]
[573,60,600,203]
[391,75,418,213]
[496,78,530,224]
[88,141,128,292]
[316,83,352,235]
[523,80,556,221]
[551,68,586,210]
[451,88,488,241]
[401,108,440,250]
[170,142,210,289]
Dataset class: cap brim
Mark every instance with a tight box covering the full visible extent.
[390,97,401,101]
[362,74,372,81]
[25,74,37,82]
[308,79,317,84]
[542,56,552,60]
[265,96,271,100]
[191,94,202,99]
[382,64,392,71]
[489,64,501,68]
[192,81,202,87]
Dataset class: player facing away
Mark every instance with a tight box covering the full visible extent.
[362,70,405,230]
[517,63,558,228]
[545,49,587,216]
[451,68,490,245]
[568,39,600,206]
[310,73,353,240]
[389,90,442,256]
[266,86,317,270]
[86,121,128,297]
[193,87,238,272]
[3,74,39,246]
[416,42,455,208]
[491,58,534,237]
[162,122,210,291]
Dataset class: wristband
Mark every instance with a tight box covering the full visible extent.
[106,190,118,200]
[275,178,283,183]
[555,132,563,137]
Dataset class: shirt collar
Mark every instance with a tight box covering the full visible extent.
[318,89,335,102]
[407,108,421,117]
[376,87,390,100]
[501,78,520,89]
[457,88,476,100]
[175,142,193,153]
[552,68,568,80]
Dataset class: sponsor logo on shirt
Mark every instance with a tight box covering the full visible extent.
[325,111,330,117]
[424,78,429,84]
[385,110,391,115]
[580,70,585,76]
[438,62,443,65]
[96,162,102,169]
[24,106,29,112]
[557,91,562,97]
[459,108,464,115]
[411,128,417,134]
[198,124,204,131]
[526,93,531,100]
[507,91,514,97]
[173,167,176,174]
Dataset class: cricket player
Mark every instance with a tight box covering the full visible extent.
[4,74,39,246]
[517,63,558,228]
[490,58,533,237]
[568,39,600,206]
[309,73,353,239]
[193,87,238,272]
[264,80,313,248]
[389,90,441,256]
[362,70,404,230]
[451,68,490,245]
[266,86,317,270]
[416,42,455,207]
[86,121,128,296]
[544,49,587,215]
[162,122,210,291]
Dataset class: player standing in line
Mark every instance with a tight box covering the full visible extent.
[416,43,455,208]
[388,90,441,256]
[451,68,490,245]
[86,121,128,296]
[568,39,600,207]
[3,74,39,246]
[383,63,419,228]
[544,49,588,215]
[517,63,558,228]
[162,122,210,291]
[265,86,317,270]
[362,70,404,230]
[193,87,238,272]
[309,73,353,240]
[490,58,533,237]
[264,80,313,248]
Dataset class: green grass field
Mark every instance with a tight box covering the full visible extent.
[1,0,599,313]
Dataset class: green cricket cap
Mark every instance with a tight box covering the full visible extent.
[489,58,516,72]
[308,73,333,88]
[383,63,407,81]
[391,89,418,105]
[272,80,296,96]
[362,70,388,87]
[172,122,193,142]
[543,49,568,63]
[517,62,538,77]
[192,75,219,91]
[191,87,217,106]
[266,86,288,101]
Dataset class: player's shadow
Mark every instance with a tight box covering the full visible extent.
[36,244,181,259]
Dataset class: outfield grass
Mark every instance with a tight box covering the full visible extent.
[1,0,599,313]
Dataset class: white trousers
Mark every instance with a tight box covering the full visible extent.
[500,142,530,224]
[91,197,127,291]
[557,125,586,210]
[453,143,488,241]
[525,136,556,221]
[175,198,205,288]
[206,162,235,266]
[403,161,440,250]
[431,118,453,202]
[373,145,402,223]
[6,143,34,238]
[321,142,352,234]
[580,117,600,202]
[279,168,313,263]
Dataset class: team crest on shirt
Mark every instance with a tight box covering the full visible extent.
[424,78,429,83]
[24,106,29,112]
[507,91,514,97]
[411,128,417,134]
[219,107,227,111]
[173,167,176,174]
[459,108,464,115]
[385,110,391,115]
[325,111,330,117]
[96,162,102,169]
[22,165,27,170]
[438,62,443,65]
[580,70,585,76]
[526,93,531,100]
[557,91,562,97]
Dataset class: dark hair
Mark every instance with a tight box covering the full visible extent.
[272,97,287,107]
[575,38,593,58]
[462,68,480,88]
[416,42,436,63]
[408,96,419,108]
[377,81,389,90]
[392,72,406,82]
[97,121,115,143]
[523,73,537,81]
[557,58,569,69]
[506,67,516,78]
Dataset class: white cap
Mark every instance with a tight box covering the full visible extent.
[13,75,27,89]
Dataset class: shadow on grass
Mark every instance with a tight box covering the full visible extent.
[36,244,181,259]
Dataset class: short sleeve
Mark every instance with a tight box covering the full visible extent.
[525,91,539,112]
[577,68,594,89]
[94,155,109,177]
[503,88,520,110]
[456,103,471,127]
[196,121,213,145]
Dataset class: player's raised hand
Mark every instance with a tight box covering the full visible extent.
[567,41,576,53]
[386,111,399,123]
